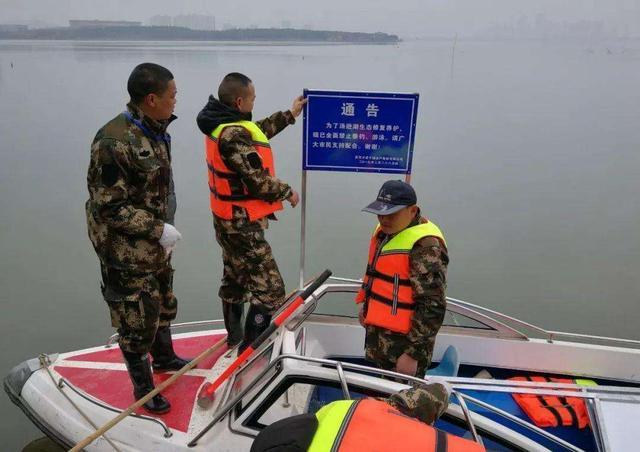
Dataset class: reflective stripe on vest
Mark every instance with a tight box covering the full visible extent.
[508,376,594,429]
[205,120,283,221]
[308,399,484,452]
[356,222,446,334]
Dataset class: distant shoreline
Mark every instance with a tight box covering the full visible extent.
[0,26,400,43]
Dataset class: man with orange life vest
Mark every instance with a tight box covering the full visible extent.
[251,382,486,452]
[356,180,449,377]
[196,72,306,352]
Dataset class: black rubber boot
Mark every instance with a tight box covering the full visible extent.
[238,304,272,354]
[223,302,245,347]
[122,351,171,414]
[150,326,192,371]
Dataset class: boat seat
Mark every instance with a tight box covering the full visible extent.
[426,345,460,377]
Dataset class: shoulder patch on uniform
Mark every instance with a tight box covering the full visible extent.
[100,163,120,187]
[136,149,151,159]
[247,152,263,169]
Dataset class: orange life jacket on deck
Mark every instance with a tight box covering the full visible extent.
[308,398,485,452]
[509,376,595,429]
[205,120,283,221]
[355,222,446,334]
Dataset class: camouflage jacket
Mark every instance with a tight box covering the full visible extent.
[86,103,176,272]
[367,214,449,360]
[250,385,449,451]
[197,96,293,233]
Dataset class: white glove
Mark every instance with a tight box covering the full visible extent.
[426,376,454,398]
[159,223,182,255]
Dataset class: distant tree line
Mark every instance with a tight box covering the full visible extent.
[0,26,400,43]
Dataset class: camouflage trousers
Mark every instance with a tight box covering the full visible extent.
[214,228,285,314]
[385,385,449,425]
[100,263,178,354]
[365,326,436,377]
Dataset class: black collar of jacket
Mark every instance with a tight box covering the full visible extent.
[196,95,252,136]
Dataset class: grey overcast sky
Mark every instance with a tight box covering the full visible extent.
[2,0,639,37]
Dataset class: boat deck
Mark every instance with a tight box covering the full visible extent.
[51,332,228,433]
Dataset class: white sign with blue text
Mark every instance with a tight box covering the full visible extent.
[302,90,419,174]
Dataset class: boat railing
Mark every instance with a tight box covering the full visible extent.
[447,296,640,348]
[323,277,640,349]
[447,296,551,338]
[38,354,172,441]
[317,279,531,340]
[284,282,526,343]
[105,319,227,347]
[282,354,599,451]
[188,352,594,450]
[545,330,640,347]
[456,392,585,452]
[106,276,640,350]
[58,376,173,438]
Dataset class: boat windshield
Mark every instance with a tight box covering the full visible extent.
[311,290,497,331]
[444,310,495,330]
[230,343,278,412]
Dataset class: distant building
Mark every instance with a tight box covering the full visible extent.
[172,14,216,31]
[0,24,28,32]
[148,15,172,27]
[69,20,142,29]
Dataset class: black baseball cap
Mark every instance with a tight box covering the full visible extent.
[362,180,417,215]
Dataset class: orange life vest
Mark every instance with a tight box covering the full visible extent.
[355,222,446,334]
[308,399,485,452]
[205,120,283,221]
[509,376,593,429]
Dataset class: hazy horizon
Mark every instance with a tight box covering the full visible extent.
[2,0,639,38]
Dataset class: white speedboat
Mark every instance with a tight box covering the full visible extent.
[5,271,640,451]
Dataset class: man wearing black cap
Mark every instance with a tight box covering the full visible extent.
[355,180,449,377]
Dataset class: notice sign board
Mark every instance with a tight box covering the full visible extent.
[302,90,419,174]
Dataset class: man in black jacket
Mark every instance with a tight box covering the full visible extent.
[197,73,305,351]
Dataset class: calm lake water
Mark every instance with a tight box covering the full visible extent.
[1,39,639,450]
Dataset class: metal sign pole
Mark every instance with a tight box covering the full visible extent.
[299,169,307,289]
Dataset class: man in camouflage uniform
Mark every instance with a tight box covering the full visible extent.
[356,180,449,377]
[250,382,452,451]
[86,63,189,414]
[197,72,305,351]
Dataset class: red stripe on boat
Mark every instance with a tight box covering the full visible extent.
[65,333,228,369]
[54,366,204,432]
